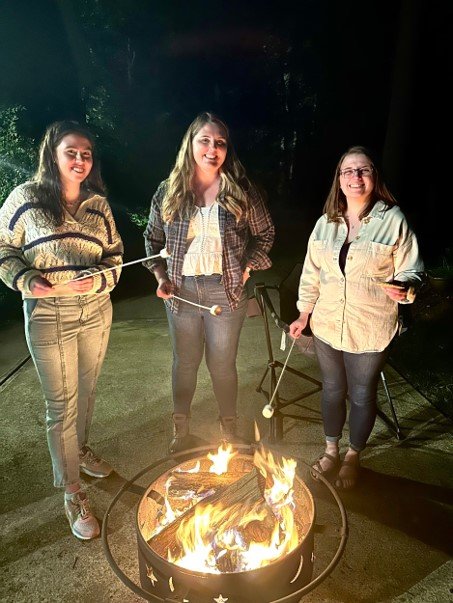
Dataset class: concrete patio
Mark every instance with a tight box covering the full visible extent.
[1,269,452,603]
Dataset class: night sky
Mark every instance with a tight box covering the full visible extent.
[0,0,450,271]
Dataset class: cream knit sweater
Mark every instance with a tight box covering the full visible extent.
[0,183,123,297]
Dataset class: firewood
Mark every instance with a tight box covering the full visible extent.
[149,467,265,556]
[167,471,245,496]
[242,517,275,543]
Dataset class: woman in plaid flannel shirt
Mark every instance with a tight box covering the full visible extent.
[144,112,275,453]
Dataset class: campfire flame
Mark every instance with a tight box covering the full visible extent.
[207,443,238,475]
[153,444,300,573]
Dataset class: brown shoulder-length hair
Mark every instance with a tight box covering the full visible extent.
[323,145,397,221]
[31,120,105,226]
[162,111,255,223]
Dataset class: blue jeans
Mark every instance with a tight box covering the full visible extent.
[165,275,247,417]
[313,336,389,451]
[23,294,112,487]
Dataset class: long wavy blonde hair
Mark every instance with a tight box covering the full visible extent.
[323,145,397,221]
[162,112,254,223]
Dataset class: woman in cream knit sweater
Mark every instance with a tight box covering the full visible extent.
[0,120,123,540]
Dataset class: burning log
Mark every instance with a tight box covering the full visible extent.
[167,470,247,497]
[149,467,267,557]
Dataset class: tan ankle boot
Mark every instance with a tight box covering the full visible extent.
[169,413,191,454]
[219,416,250,447]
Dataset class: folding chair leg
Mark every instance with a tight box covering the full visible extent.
[378,371,404,440]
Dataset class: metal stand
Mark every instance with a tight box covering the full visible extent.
[378,371,404,440]
[254,283,322,442]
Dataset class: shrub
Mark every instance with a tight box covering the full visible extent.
[0,105,36,206]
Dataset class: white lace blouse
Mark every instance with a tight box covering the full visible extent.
[182,203,223,275]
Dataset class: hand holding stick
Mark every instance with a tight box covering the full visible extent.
[375,281,415,303]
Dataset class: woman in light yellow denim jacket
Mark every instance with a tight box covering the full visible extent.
[290,146,424,490]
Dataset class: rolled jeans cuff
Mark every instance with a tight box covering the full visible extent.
[325,434,342,443]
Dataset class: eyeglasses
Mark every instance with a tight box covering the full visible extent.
[339,167,374,178]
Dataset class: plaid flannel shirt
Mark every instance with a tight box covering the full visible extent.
[143,180,275,312]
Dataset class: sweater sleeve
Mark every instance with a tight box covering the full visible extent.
[75,197,124,294]
[0,185,42,293]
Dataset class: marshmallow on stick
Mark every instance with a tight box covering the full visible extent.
[171,294,222,316]
[262,337,297,419]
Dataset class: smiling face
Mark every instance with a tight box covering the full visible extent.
[54,133,93,190]
[192,123,227,176]
[339,152,375,201]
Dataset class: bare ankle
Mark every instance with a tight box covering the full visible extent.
[325,442,339,456]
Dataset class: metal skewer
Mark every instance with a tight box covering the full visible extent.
[171,294,222,316]
[262,336,297,418]
[68,249,170,282]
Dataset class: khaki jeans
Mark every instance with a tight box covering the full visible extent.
[24,294,112,487]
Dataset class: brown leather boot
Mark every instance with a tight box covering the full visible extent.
[219,416,250,447]
[169,413,192,454]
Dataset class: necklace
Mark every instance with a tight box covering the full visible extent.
[344,213,361,242]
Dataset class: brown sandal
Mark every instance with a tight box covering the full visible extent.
[310,452,340,480]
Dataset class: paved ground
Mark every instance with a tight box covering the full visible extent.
[1,269,452,603]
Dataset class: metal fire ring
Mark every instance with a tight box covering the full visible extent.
[102,444,348,603]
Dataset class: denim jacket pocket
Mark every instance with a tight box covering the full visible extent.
[312,239,328,270]
[364,241,394,278]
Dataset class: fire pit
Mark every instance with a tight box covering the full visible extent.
[103,444,348,603]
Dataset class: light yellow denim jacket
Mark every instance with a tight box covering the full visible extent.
[296,201,424,353]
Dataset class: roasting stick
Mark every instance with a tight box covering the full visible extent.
[262,336,297,418]
[171,294,222,316]
[66,249,170,283]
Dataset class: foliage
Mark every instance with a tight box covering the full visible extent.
[85,85,118,136]
[128,207,149,228]
[427,248,453,278]
[0,106,36,205]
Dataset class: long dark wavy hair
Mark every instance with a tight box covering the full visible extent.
[162,112,255,223]
[30,120,105,226]
[323,145,397,221]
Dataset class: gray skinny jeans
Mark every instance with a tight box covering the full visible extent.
[165,275,247,418]
[313,335,389,452]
